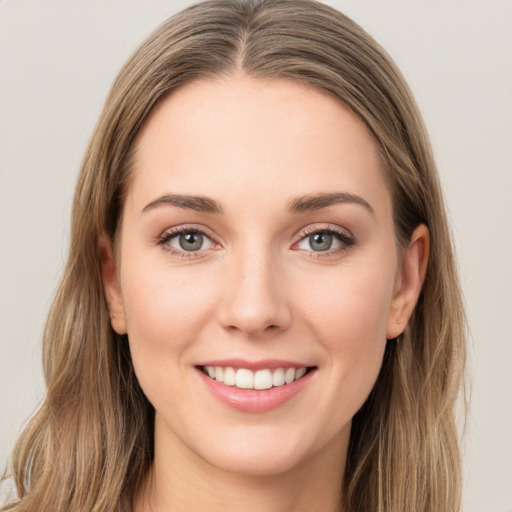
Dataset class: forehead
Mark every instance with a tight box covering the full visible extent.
[126,76,390,217]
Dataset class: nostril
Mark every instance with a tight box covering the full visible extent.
[225,322,281,336]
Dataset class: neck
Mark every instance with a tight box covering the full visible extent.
[133,419,349,512]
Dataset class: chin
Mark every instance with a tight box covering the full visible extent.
[202,442,307,477]
[190,421,345,478]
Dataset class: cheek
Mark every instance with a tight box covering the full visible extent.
[299,261,395,391]
[119,257,219,383]
[302,263,394,341]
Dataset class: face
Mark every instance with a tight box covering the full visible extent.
[103,76,426,477]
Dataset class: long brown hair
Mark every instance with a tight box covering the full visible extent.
[2,1,466,511]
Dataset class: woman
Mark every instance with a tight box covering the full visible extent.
[1,0,466,511]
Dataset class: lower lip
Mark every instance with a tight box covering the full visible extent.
[197,368,316,413]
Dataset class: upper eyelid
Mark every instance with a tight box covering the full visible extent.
[158,224,219,242]
[295,223,354,240]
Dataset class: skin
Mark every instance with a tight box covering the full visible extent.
[101,76,429,512]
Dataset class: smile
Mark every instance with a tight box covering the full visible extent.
[200,365,312,390]
[196,361,317,413]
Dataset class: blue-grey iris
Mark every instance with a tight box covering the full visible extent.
[309,232,332,251]
[180,232,203,251]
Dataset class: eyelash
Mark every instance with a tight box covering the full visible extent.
[156,225,217,259]
[155,224,355,260]
[294,224,355,259]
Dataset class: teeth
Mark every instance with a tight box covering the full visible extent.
[203,365,309,390]
[253,369,272,390]
[272,368,285,386]
[284,367,295,384]
[295,367,307,379]
[223,367,236,386]
[236,368,254,389]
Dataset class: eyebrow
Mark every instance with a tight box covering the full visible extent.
[287,192,375,215]
[142,194,224,214]
[141,191,374,216]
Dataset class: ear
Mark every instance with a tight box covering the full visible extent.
[99,234,127,335]
[386,224,430,340]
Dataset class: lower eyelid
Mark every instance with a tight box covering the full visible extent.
[165,247,206,259]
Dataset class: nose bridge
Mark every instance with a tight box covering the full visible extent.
[218,238,290,336]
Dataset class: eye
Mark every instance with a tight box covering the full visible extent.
[298,231,338,252]
[295,226,355,254]
[158,228,214,253]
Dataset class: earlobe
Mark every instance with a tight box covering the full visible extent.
[386,224,430,340]
[99,234,127,335]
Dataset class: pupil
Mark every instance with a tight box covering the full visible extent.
[310,232,332,251]
[179,232,203,251]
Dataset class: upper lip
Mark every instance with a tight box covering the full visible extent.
[196,358,316,371]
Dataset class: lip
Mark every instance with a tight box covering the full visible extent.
[196,358,311,371]
[195,363,317,413]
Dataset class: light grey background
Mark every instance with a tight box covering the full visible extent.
[1,1,511,510]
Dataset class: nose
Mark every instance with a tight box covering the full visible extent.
[217,245,292,338]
